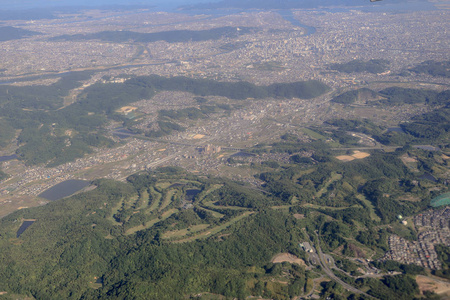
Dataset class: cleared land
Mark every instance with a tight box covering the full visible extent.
[416,275,450,297]
[336,151,370,162]
[271,253,306,266]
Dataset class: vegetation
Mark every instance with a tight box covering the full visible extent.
[408,60,450,78]
[0,26,40,41]
[331,88,379,104]
[0,72,329,167]
[51,27,255,43]
[0,136,447,299]
[329,59,390,74]
[433,244,450,279]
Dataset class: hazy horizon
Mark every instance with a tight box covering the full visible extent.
[0,0,216,10]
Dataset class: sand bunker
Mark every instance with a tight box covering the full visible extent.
[336,151,370,162]
[271,253,306,266]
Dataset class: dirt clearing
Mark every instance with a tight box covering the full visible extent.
[416,275,450,297]
[271,253,306,266]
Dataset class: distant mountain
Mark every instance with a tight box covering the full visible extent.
[0,10,57,20]
[183,0,408,10]
[51,27,255,44]
[0,26,41,42]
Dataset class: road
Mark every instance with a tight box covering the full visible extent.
[313,231,377,299]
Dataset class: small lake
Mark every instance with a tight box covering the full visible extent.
[16,220,35,238]
[0,154,18,162]
[38,179,90,201]
[413,145,440,152]
[185,189,201,201]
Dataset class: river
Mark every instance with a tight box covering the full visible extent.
[278,10,316,36]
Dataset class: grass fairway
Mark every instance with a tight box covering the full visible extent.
[316,172,343,198]
[202,200,248,211]
[125,208,179,235]
[147,187,162,213]
[302,203,362,211]
[196,206,225,219]
[136,189,149,210]
[160,189,177,211]
[174,211,255,243]
[197,184,223,202]
[162,224,210,239]
[301,127,326,140]
[356,194,381,222]
[108,198,125,225]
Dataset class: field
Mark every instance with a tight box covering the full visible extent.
[336,151,371,162]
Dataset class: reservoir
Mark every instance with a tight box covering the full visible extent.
[38,179,90,201]
[185,189,201,201]
[387,127,405,134]
[16,220,35,238]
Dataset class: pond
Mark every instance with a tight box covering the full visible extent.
[185,189,201,201]
[418,173,438,183]
[38,179,90,201]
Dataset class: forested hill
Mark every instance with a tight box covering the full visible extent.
[185,0,406,9]
[0,154,438,299]
[328,59,390,74]
[50,27,255,43]
[0,26,41,41]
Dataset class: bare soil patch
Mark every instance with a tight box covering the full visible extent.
[416,275,450,296]
[293,213,305,219]
[352,151,370,159]
[271,253,306,266]
[336,155,355,162]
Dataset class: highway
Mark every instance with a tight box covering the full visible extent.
[312,231,377,299]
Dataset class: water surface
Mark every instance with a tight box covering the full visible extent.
[38,179,90,201]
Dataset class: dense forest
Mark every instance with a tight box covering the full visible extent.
[51,27,255,43]
[408,60,450,78]
[188,0,399,9]
[328,59,390,74]
[0,160,443,299]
